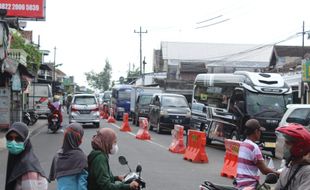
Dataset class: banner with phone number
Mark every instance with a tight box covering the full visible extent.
[0,0,45,19]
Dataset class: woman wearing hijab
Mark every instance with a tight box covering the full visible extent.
[5,122,48,190]
[88,128,139,190]
[49,123,88,190]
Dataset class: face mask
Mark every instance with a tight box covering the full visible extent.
[6,140,25,155]
[110,144,119,155]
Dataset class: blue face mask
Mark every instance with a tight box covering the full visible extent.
[6,140,25,155]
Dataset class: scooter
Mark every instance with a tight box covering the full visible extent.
[199,173,278,190]
[48,111,61,133]
[118,156,146,189]
[22,111,31,125]
[28,109,39,125]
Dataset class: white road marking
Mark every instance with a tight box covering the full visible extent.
[110,123,168,150]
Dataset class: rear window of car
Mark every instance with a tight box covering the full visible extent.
[74,96,97,105]
[286,108,310,126]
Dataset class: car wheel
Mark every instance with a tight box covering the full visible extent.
[205,124,212,145]
[132,114,136,125]
[156,121,162,134]
[148,120,153,131]
[135,115,139,126]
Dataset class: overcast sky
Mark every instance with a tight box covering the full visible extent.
[25,0,310,87]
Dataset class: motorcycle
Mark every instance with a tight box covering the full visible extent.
[199,173,278,190]
[118,156,146,189]
[48,110,61,133]
[22,111,31,125]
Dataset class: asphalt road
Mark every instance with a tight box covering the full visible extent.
[0,113,282,190]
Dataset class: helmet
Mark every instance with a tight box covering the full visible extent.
[276,123,310,159]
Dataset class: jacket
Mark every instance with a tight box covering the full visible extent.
[88,150,131,190]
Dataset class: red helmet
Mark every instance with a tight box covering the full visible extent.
[276,123,310,158]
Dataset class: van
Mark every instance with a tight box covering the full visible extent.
[275,104,310,158]
[148,93,191,133]
[28,83,53,116]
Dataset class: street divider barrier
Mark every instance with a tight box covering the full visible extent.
[169,125,186,154]
[107,108,116,123]
[183,130,209,163]
[220,139,241,179]
[120,113,132,132]
[135,117,151,140]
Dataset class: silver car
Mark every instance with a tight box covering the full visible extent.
[69,94,100,127]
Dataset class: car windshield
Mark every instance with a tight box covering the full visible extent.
[162,96,188,107]
[74,96,96,105]
[118,89,131,101]
[139,95,152,105]
[103,92,111,99]
[246,91,292,117]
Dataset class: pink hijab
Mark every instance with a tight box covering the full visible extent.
[91,128,116,154]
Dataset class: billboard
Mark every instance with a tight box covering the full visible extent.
[0,0,46,20]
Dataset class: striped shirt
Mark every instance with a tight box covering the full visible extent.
[236,139,264,189]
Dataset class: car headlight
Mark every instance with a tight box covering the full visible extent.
[160,109,168,116]
[117,107,125,112]
[186,110,191,118]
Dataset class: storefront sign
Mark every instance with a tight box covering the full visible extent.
[0,0,46,20]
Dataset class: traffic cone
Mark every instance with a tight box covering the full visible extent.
[107,108,116,123]
[136,117,151,140]
[169,125,186,154]
[120,113,132,132]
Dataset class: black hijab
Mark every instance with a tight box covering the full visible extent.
[49,123,87,181]
[5,122,47,190]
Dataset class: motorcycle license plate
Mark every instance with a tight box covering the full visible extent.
[265,142,276,148]
[52,119,58,122]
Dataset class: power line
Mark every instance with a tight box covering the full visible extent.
[195,18,230,29]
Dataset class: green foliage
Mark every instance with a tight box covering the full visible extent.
[85,59,112,91]
[10,32,42,73]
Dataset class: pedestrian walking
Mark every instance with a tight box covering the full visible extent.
[88,128,139,190]
[5,122,48,190]
[49,123,88,190]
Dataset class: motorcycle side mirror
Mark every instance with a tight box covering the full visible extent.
[264,173,278,184]
[118,156,128,165]
[136,164,142,173]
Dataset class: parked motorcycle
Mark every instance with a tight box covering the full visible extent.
[22,111,31,125]
[28,109,39,125]
[199,173,278,190]
[48,110,61,133]
[118,156,146,189]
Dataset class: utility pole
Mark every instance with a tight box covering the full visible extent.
[134,26,147,85]
[53,46,56,82]
[301,21,305,104]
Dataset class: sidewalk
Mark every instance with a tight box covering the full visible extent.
[0,119,47,151]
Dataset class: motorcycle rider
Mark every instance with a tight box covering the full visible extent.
[235,119,279,189]
[48,95,63,127]
[274,123,310,190]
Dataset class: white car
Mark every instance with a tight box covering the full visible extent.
[275,104,310,158]
[69,94,100,128]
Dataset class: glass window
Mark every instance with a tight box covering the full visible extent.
[286,108,310,126]
[138,95,153,105]
[162,96,188,108]
[118,89,131,101]
[74,96,96,105]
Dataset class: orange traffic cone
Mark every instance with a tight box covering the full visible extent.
[107,108,116,123]
[169,125,186,154]
[136,117,151,140]
[120,113,132,132]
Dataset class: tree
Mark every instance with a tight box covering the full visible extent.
[85,59,112,91]
[127,63,140,83]
[10,31,42,74]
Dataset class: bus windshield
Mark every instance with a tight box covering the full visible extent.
[246,91,292,117]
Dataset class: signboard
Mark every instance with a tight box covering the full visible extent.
[302,60,310,82]
[0,0,46,20]
[0,87,10,129]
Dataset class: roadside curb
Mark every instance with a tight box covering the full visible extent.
[0,120,47,151]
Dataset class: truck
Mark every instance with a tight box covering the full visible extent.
[191,71,292,155]
[111,85,132,120]
[130,86,163,126]
[28,83,53,117]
